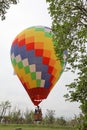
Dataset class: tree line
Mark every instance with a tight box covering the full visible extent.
[0,101,83,129]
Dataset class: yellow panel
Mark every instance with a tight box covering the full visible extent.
[25,29,35,38]
[55,62,62,70]
[24,74,31,83]
[30,80,37,89]
[44,37,53,50]
[35,32,45,42]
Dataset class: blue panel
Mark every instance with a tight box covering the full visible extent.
[11,44,19,56]
[36,64,48,72]
[42,72,51,81]
[19,45,27,59]
[45,26,51,30]
[44,81,51,88]
[27,50,42,65]
[11,44,27,60]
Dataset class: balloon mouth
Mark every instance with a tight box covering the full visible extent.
[26,88,50,106]
[32,94,43,106]
[33,99,42,106]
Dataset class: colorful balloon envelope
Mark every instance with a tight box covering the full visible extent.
[10,26,64,106]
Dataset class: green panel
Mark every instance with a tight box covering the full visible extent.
[45,32,52,38]
[35,28,44,31]
[36,80,41,87]
[61,60,64,67]
[31,72,36,80]
[18,61,23,69]
[53,41,57,45]
[12,58,17,66]
[24,66,30,74]
[60,69,63,75]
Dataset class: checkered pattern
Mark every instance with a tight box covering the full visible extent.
[10,26,64,106]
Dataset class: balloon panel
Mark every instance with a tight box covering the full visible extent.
[11,26,64,106]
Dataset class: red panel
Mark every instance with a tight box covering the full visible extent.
[50,75,54,82]
[27,88,50,106]
[26,42,34,50]
[42,57,50,64]
[12,38,18,45]
[48,66,53,73]
[18,39,25,47]
[35,49,43,56]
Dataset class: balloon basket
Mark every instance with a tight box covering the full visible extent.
[34,113,42,122]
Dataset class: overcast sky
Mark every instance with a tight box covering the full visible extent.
[0,0,81,119]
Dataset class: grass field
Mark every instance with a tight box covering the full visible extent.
[0,124,77,130]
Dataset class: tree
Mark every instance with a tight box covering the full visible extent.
[0,101,11,122]
[56,117,66,126]
[46,0,87,129]
[44,109,55,124]
[24,109,34,124]
[0,0,18,20]
[10,108,23,124]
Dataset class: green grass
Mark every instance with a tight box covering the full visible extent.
[0,124,78,130]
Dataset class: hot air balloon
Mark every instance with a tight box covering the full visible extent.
[10,26,65,106]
